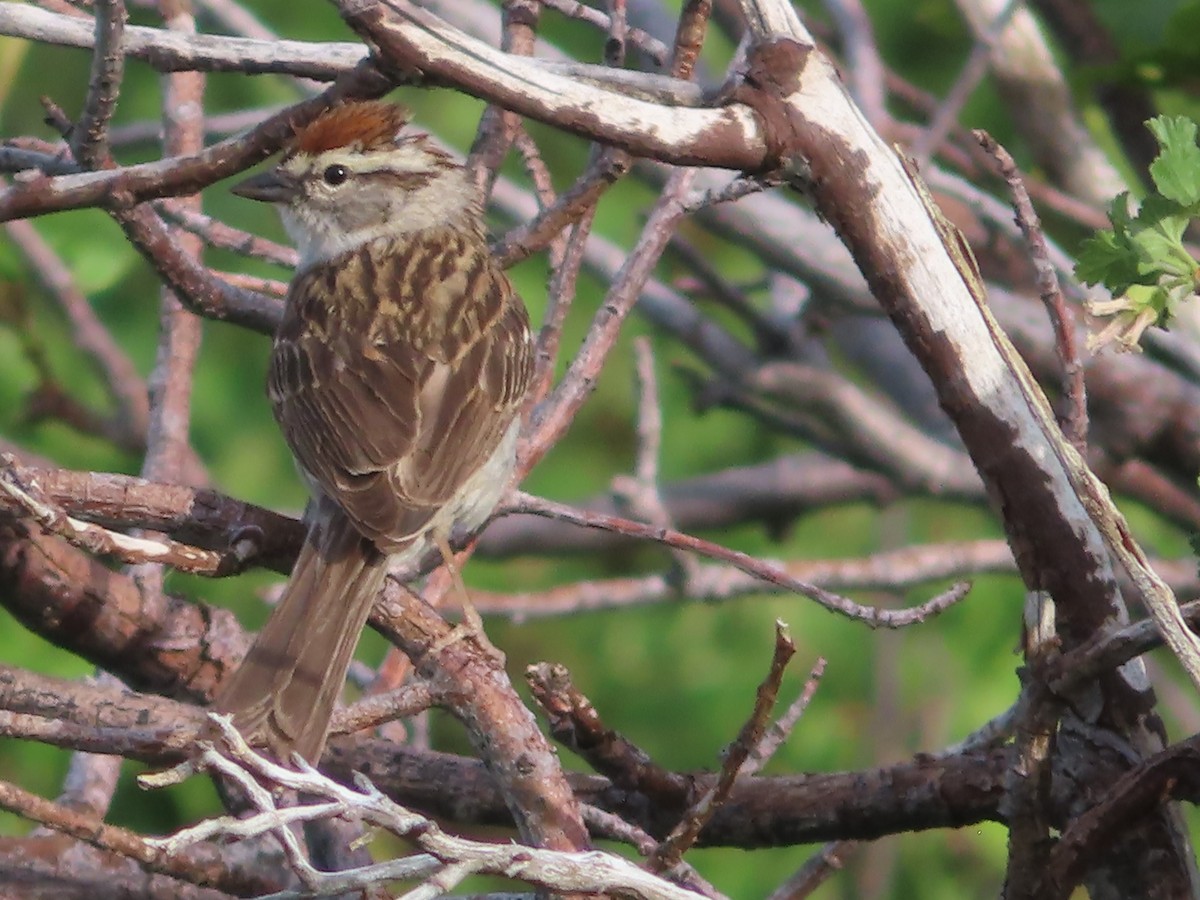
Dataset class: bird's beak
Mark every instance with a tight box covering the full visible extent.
[231,168,300,203]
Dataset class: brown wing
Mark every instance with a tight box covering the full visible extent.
[269,227,533,551]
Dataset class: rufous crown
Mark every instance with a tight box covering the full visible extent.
[290,101,412,156]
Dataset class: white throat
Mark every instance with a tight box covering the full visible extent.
[282,212,414,272]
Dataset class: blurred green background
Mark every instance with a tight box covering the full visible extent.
[0,0,1197,897]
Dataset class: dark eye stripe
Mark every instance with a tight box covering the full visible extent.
[306,165,435,191]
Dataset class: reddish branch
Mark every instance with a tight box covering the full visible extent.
[0,778,282,897]
[652,622,797,869]
[511,491,972,627]
[0,62,393,222]
[976,130,1087,452]
[369,579,591,853]
[0,663,1014,846]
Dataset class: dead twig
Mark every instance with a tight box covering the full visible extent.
[652,621,798,869]
[511,491,972,627]
[143,716,706,900]
[975,129,1087,452]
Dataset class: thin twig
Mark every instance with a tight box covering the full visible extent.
[766,840,860,900]
[0,777,267,895]
[494,145,630,269]
[651,621,796,869]
[470,540,1019,617]
[72,0,127,169]
[612,338,700,585]
[70,0,127,169]
[157,202,298,266]
[535,0,670,64]
[748,656,827,770]
[668,0,711,80]
[527,201,595,405]
[975,129,1087,451]
[331,682,436,737]
[603,0,627,67]
[579,804,727,897]
[522,167,697,472]
[669,234,789,353]
[512,126,557,210]
[510,491,972,628]
[681,172,775,213]
[2,216,150,445]
[909,0,1020,163]
[631,337,663,489]
[465,0,536,199]
[819,0,887,127]
[140,6,207,475]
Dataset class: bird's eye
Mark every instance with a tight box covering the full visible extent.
[322,164,348,186]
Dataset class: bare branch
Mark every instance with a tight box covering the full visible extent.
[71,0,127,168]
[0,60,393,221]
[522,167,698,470]
[3,216,150,440]
[0,457,234,574]
[536,0,670,65]
[151,717,707,900]
[0,2,367,77]
[652,621,796,868]
[0,777,276,895]
[976,130,1087,452]
[337,0,765,169]
[510,491,972,627]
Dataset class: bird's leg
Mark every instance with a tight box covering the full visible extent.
[427,534,503,662]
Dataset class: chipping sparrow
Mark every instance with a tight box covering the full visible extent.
[215,101,534,763]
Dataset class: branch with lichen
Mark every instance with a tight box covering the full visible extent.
[143,714,709,900]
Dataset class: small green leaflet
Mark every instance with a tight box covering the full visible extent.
[1076,116,1200,351]
[1148,117,1200,208]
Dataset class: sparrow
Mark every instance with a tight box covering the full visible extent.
[215,101,534,763]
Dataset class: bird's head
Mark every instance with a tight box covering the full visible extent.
[232,101,480,270]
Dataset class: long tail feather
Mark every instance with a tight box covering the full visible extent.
[214,508,387,763]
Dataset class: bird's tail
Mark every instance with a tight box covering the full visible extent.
[214,508,387,764]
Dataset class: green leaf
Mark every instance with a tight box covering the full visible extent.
[1130,193,1195,278]
[1075,229,1141,292]
[1148,116,1200,207]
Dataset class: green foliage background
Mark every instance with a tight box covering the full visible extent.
[0,0,1196,897]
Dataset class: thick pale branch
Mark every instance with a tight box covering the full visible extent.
[337,0,766,169]
[732,0,1196,888]
[0,2,705,103]
[0,2,366,78]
